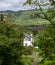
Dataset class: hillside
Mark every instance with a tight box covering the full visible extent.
[0,10,50,26]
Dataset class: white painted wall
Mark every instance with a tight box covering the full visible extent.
[23,34,33,46]
[23,40,33,46]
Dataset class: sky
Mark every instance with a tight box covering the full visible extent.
[0,0,33,11]
[0,0,51,11]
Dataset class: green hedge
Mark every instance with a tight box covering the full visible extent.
[21,56,34,65]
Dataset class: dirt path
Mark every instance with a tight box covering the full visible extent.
[31,53,39,65]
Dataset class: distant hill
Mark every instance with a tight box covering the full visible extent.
[0,9,50,26]
[0,9,37,13]
[0,10,16,13]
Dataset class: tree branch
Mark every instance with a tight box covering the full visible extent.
[38,3,55,25]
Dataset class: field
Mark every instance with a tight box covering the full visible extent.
[1,10,50,26]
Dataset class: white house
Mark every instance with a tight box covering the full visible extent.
[23,34,33,46]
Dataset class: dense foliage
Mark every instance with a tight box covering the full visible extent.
[0,21,24,65]
[24,0,55,65]
[23,46,33,55]
[0,0,55,65]
[21,56,34,65]
[39,26,55,58]
[38,25,55,65]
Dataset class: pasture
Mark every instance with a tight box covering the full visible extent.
[0,10,50,26]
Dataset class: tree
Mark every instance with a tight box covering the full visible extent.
[0,14,4,21]
[24,0,55,25]
[38,25,55,65]
[23,0,55,65]
[0,21,25,65]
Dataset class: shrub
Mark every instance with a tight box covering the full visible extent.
[23,46,33,55]
[0,21,24,65]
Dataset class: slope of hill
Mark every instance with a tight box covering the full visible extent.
[0,10,50,26]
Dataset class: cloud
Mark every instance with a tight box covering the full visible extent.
[0,0,5,2]
[0,0,32,11]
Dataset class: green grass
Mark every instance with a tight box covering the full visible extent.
[14,18,50,26]
[12,10,50,26]
[1,10,50,26]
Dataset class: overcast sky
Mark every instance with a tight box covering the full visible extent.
[0,0,33,11]
[0,0,51,11]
